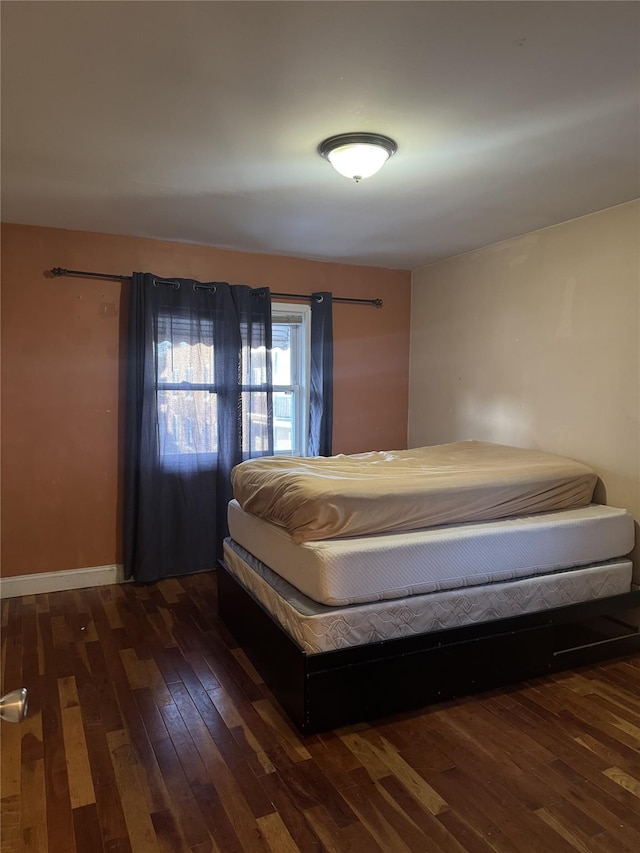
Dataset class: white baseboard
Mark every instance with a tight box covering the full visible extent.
[0,564,127,598]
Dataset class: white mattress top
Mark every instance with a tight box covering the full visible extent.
[227,501,634,606]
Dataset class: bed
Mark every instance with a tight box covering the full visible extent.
[218,442,640,734]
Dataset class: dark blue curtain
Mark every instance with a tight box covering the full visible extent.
[308,292,333,456]
[124,273,273,582]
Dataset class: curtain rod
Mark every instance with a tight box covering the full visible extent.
[50,267,383,308]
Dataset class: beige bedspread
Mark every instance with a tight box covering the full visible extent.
[231,441,597,543]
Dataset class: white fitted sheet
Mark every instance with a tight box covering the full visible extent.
[227,501,634,605]
[222,540,634,654]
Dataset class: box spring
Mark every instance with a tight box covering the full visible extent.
[223,539,633,654]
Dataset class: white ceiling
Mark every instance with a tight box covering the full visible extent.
[2,1,638,270]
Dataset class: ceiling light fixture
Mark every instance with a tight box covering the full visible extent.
[318,133,397,182]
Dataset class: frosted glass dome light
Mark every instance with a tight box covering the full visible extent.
[319,133,397,182]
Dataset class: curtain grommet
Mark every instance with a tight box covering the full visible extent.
[152,278,181,289]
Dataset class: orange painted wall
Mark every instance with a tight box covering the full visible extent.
[1,223,411,577]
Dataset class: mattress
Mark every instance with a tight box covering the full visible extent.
[227,500,634,605]
[231,441,597,542]
[222,539,634,654]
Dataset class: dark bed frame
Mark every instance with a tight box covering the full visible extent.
[217,559,640,735]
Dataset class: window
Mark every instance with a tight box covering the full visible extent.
[154,302,310,462]
[272,303,311,456]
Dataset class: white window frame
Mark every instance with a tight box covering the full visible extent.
[271,303,311,457]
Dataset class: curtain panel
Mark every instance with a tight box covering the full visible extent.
[308,291,333,457]
[124,273,274,582]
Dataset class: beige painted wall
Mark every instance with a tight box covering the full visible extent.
[409,201,640,532]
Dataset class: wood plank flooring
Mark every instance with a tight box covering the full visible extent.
[1,572,639,852]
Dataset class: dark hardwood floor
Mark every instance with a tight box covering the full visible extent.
[1,572,639,852]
